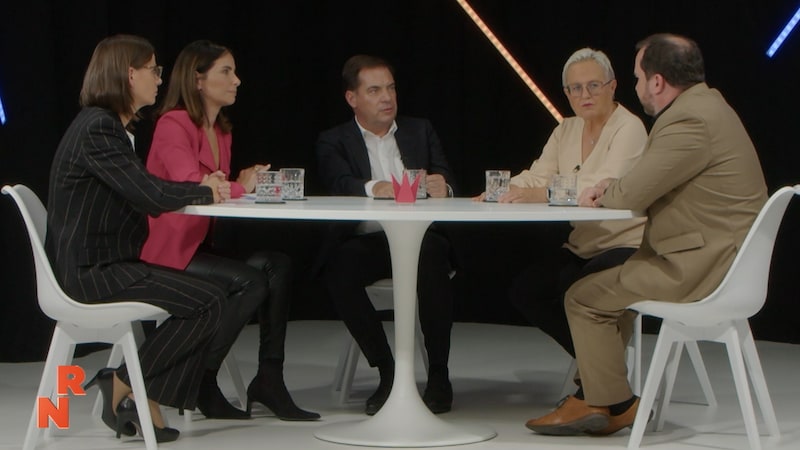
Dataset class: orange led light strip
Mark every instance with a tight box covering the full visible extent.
[455,0,563,123]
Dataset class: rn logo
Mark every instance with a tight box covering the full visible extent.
[37,365,86,429]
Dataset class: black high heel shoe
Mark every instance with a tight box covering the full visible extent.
[245,368,320,421]
[116,397,180,443]
[196,379,250,419]
[83,368,135,436]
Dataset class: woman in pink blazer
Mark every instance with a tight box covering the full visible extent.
[141,40,318,421]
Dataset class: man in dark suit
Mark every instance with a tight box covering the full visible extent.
[316,54,456,415]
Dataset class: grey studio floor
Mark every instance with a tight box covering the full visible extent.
[2,321,799,450]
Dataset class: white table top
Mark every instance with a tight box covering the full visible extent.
[180,195,641,447]
[181,196,641,222]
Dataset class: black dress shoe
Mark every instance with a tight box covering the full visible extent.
[116,397,180,443]
[423,376,453,414]
[365,360,394,416]
[83,368,135,436]
[365,383,391,416]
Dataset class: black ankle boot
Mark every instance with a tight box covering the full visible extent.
[246,362,320,421]
[116,397,180,443]
[423,365,452,414]
[365,359,394,416]
[196,370,250,420]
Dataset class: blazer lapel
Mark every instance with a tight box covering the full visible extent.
[344,120,372,178]
[197,127,218,172]
[394,122,421,170]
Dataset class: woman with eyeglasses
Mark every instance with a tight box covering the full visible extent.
[140,40,319,421]
[46,34,232,443]
[474,47,647,388]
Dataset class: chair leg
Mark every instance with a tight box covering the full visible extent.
[120,330,158,450]
[24,326,73,450]
[559,359,578,399]
[628,325,676,450]
[684,341,717,407]
[92,342,126,418]
[723,326,763,450]
[632,314,643,395]
[737,321,780,438]
[414,313,429,373]
[331,334,352,393]
[332,335,361,406]
[221,353,248,409]
[95,320,149,418]
[653,341,684,432]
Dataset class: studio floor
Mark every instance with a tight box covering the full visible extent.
[1,321,798,450]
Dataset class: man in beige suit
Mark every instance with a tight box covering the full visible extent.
[526,33,767,436]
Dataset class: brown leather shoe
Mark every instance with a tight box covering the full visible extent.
[525,395,610,436]
[589,397,640,436]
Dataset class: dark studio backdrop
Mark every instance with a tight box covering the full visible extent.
[1,1,799,361]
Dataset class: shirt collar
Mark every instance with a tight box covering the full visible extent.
[355,117,397,139]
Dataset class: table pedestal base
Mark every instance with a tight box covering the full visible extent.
[314,409,496,447]
[315,219,496,447]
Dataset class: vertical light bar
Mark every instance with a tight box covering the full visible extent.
[455,0,563,123]
[0,92,6,125]
[767,6,800,57]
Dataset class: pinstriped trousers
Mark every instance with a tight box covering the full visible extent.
[93,265,225,410]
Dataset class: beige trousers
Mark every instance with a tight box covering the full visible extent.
[566,265,651,406]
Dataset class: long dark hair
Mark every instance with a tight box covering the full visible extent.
[158,40,233,133]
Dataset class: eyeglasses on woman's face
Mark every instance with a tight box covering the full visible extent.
[563,79,613,97]
[144,65,163,78]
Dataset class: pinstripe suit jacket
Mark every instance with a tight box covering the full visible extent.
[45,107,214,301]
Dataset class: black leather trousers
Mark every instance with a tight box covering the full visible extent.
[185,250,292,370]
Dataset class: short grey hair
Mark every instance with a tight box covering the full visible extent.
[561,48,615,86]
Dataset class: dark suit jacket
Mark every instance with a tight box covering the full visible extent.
[312,116,457,275]
[316,116,456,196]
[45,107,214,301]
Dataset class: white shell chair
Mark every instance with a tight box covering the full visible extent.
[4,184,164,450]
[560,314,717,406]
[626,185,798,450]
[331,278,429,405]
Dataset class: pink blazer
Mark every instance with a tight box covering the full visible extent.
[140,109,246,269]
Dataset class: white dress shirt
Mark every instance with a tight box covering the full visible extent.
[356,119,404,197]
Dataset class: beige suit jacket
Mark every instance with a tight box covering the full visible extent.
[601,83,767,303]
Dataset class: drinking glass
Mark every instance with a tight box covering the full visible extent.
[255,170,283,203]
[484,170,510,202]
[280,168,305,200]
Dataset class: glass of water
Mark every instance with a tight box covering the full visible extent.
[280,168,305,200]
[256,170,283,203]
[484,170,510,202]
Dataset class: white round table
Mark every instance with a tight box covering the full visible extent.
[182,196,641,447]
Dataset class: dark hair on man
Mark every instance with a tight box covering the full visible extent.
[636,33,705,89]
[341,54,395,92]
[80,34,155,119]
[159,40,233,133]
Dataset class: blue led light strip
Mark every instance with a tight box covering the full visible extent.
[767,6,800,57]
[0,93,6,125]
